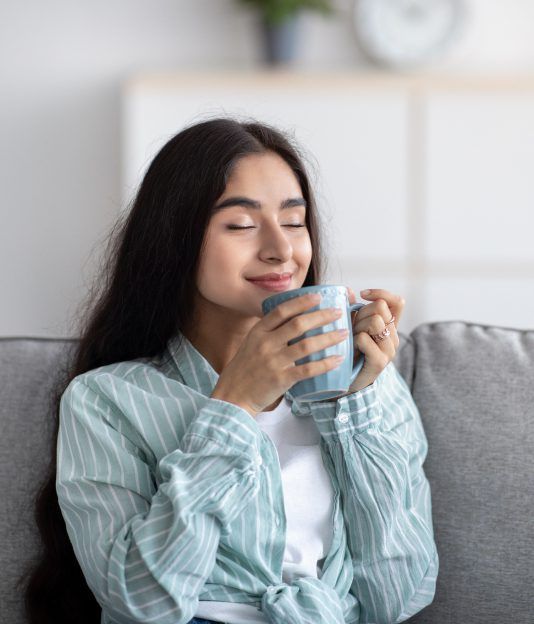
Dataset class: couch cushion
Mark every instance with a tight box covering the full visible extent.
[0,337,76,623]
[394,321,534,624]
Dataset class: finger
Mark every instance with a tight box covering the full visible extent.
[367,325,396,358]
[352,313,397,360]
[262,292,322,332]
[359,289,405,327]
[351,298,394,328]
[388,320,400,349]
[355,332,390,373]
[377,332,397,359]
[353,312,387,337]
[357,314,400,351]
[359,290,405,328]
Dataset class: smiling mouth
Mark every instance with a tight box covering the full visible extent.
[246,275,293,292]
[246,273,293,281]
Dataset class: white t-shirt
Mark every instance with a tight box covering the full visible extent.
[195,396,336,624]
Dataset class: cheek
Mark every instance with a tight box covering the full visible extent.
[295,234,313,266]
[196,237,245,288]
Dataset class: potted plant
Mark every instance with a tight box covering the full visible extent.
[235,0,335,65]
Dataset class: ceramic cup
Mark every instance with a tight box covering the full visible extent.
[261,284,366,402]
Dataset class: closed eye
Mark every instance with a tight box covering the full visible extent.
[226,224,306,230]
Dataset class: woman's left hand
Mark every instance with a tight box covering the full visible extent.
[346,287,405,392]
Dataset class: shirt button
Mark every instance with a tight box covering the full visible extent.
[255,453,263,466]
[275,515,281,527]
[337,413,349,424]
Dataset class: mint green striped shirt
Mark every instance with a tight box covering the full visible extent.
[56,331,438,624]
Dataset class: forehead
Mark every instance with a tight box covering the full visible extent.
[224,152,301,191]
[212,152,306,215]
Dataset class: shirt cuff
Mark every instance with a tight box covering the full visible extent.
[291,366,388,441]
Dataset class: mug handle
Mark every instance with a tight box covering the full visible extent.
[348,302,367,385]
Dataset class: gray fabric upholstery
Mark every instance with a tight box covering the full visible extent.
[393,322,534,624]
[0,337,77,622]
[1,323,532,623]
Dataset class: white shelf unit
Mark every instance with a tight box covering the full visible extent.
[121,71,534,334]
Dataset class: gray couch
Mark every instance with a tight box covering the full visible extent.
[1,321,533,623]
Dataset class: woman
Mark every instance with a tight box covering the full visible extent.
[22,117,438,624]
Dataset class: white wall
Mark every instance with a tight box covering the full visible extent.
[1,0,534,337]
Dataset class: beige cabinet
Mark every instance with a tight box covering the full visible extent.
[122,72,534,333]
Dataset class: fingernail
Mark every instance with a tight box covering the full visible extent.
[360,289,371,296]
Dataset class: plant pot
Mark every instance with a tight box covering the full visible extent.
[260,13,300,65]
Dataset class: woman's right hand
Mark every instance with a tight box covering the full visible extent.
[210,293,348,416]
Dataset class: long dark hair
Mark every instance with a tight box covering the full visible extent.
[19,116,327,623]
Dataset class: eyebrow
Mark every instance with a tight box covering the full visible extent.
[212,196,307,212]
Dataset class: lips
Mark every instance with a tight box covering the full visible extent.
[246,272,293,281]
[246,274,292,292]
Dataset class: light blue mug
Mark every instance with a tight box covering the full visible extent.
[261,284,366,403]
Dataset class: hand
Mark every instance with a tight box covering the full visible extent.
[345,287,405,393]
[211,293,350,417]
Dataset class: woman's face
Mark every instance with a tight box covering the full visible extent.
[195,151,313,324]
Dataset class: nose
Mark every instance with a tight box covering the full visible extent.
[258,220,293,262]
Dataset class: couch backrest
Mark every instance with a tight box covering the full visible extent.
[1,323,533,623]
[393,321,534,624]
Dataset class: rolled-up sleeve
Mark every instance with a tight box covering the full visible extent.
[56,377,263,624]
[298,362,438,623]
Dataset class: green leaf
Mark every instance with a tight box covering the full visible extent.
[235,0,335,26]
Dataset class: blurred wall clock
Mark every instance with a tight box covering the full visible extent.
[353,0,466,68]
